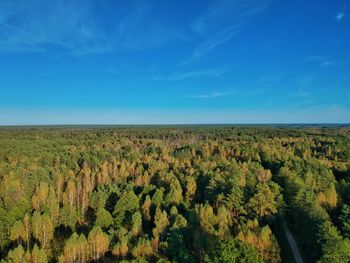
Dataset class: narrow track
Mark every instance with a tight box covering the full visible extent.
[283,221,304,263]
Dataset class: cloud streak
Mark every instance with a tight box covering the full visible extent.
[184,91,233,99]
[0,0,180,54]
[184,88,266,99]
[168,68,228,81]
[181,0,273,64]
[151,67,229,82]
[39,69,60,77]
[303,55,330,62]
[336,12,345,22]
[303,55,340,67]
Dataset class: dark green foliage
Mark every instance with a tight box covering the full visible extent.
[339,204,350,238]
[113,190,139,228]
[166,228,194,263]
[205,238,262,263]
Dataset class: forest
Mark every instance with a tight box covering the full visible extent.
[0,125,349,263]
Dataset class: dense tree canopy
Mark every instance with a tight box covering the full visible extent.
[0,126,349,262]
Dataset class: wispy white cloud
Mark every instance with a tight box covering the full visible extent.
[319,60,341,67]
[181,26,242,64]
[181,0,273,64]
[0,0,180,54]
[320,60,332,67]
[303,55,330,62]
[39,69,60,77]
[184,91,233,99]
[336,12,345,22]
[289,88,309,98]
[303,55,340,67]
[168,68,228,81]
[297,88,309,97]
[105,68,119,75]
[151,67,229,81]
[184,87,266,99]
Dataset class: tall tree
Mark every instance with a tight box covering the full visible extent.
[248,184,278,217]
[7,245,27,263]
[31,182,49,211]
[32,212,53,249]
[113,190,139,228]
[31,244,48,263]
[10,220,25,245]
[88,226,109,261]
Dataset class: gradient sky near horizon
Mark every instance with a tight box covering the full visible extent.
[0,0,349,124]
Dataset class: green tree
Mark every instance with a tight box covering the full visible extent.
[248,184,278,217]
[205,239,262,263]
[152,189,164,207]
[165,177,183,206]
[166,229,193,263]
[10,220,25,244]
[45,186,59,224]
[131,212,143,236]
[7,245,27,263]
[95,207,113,229]
[153,207,169,239]
[113,191,139,228]
[318,221,350,263]
[198,203,216,235]
[339,204,350,238]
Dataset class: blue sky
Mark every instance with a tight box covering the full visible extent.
[0,0,349,124]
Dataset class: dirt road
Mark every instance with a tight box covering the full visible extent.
[283,221,304,263]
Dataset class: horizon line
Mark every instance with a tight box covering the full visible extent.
[0,123,349,128]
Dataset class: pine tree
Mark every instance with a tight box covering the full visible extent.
[248,184,278,217]
[113,190,139,228]
[165,177,183,206]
